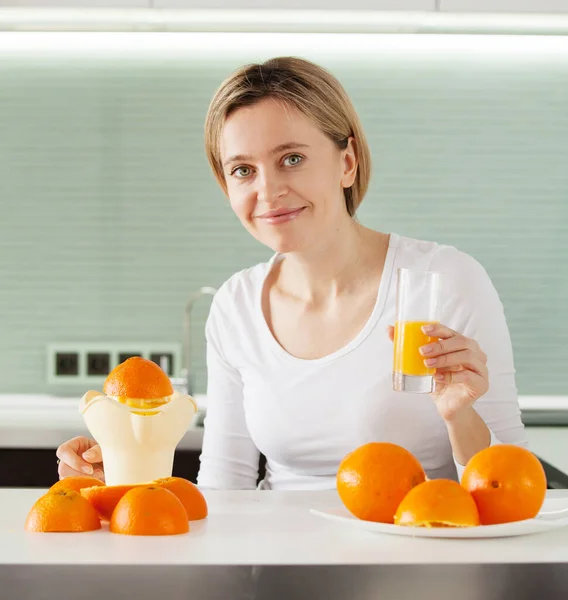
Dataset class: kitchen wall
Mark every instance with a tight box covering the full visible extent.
[1,32,567,396]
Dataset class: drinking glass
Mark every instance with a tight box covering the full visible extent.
[392,268,441,394]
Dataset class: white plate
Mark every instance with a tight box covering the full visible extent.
[310,496,568,539]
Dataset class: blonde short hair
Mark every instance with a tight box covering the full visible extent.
[204,57,372,217]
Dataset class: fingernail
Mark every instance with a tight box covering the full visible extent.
[422,325,434,333]
[82,465,94,474]
[434,373,444,381]
[420,345,434,356]
[82,451,94,459]
[424,358,437,367]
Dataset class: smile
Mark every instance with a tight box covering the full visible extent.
[256,207,306,225]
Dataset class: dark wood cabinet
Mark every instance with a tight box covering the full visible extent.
[0,449,203,488]
[0,449,267,488]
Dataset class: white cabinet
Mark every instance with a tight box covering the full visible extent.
[153,0,435,9]
[0,1,150,6]
[440,0,568,13]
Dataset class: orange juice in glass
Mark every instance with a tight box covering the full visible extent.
[392,268,441,393]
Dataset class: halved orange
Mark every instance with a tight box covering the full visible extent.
[153,477,208,521]
[49,476,104,495]
[110,486,189,536]
[81,484,141,521]
[103,357,173,400]
[394,479,480,528]
[80,477,207,521]
[25,490,101,533]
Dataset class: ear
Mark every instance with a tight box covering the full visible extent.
[340,136,358,189]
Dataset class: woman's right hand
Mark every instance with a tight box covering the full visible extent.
[56,436,105,482]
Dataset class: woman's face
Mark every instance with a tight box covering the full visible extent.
[220,97,357,254]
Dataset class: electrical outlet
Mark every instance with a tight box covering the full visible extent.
[150,352,174,376]
[55,352,79,377]
[47,343,182,385]
[87,352,111,376]
[118,352,142,364]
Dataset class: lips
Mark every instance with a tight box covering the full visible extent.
[255,207,306,225]
[258,207,305,219]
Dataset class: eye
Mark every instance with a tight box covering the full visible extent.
[283,154,303,167]
[231,166,252,178]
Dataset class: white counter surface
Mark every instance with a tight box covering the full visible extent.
[3,488,568,566]
[0,394,565,450]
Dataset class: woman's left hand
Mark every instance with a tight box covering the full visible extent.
[387,323,489,423]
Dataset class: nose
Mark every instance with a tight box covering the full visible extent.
[256,168,288,204]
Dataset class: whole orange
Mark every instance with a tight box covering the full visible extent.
[25,490,101,533]
[153,477,208,521]
[337,442,426,523]
[49,476,105,495]
[103,356,173,400]
[461,444,547,525]
[110,485,190,536]
[395,479,480,527]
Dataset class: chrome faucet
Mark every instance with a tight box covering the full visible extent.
[176,286,217,397]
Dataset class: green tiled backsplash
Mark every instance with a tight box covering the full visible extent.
[1,33,567,396]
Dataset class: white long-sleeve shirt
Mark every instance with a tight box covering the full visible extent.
[196,232,527,491]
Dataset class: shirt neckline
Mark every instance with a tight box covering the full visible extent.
[256,232,400,366]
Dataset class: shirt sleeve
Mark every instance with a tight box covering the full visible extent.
[430,247,528,481]
[196,290,260,490]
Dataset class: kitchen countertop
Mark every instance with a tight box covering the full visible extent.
[4,488,568,566]
[0,488,568,565]
[0,394,566,451]
[2,488,568,600]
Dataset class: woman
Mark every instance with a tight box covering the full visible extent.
[56,57,527,490]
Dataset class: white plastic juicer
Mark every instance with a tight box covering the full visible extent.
[79,390,197,486]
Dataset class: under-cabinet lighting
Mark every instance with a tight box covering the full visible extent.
[1,8,568,35]
[1,30,568,61]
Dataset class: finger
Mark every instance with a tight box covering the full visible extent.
[434,368,488,392]
[419,332,473,358]
[425,349,486,375]
[82,445,102,464]
[62,435,98,456]
[56,442,96,475]
[435,364,465,373]
[386,325,394,343]
[420,323,458,340]
[58,461,105,482]
[93,467,105,482]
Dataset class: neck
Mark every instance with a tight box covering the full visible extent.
[278,217,387,304]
